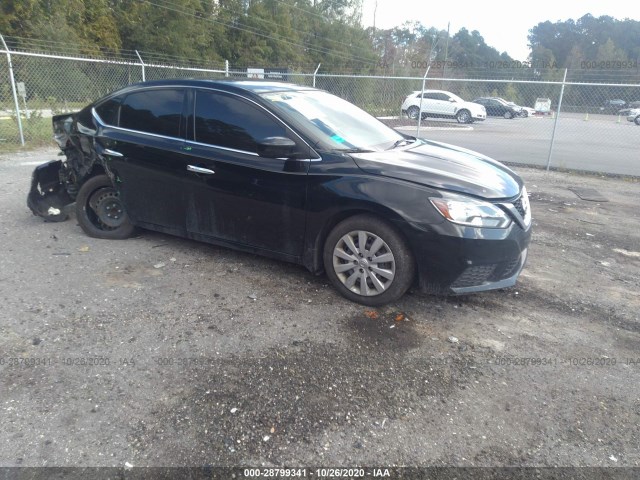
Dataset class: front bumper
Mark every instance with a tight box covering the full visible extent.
[450,247,528,294]
[27,160,74,222]
[407,219,531,295]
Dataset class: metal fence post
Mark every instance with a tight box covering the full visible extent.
[313,63,321,87]
[546,68,568,171]
[135,50,145,82]
[225,60,229,77]
[416,65,431,136]
[0,34,25,146]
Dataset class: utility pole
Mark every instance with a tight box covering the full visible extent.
[443,22,450,84]
[373,0,378,33]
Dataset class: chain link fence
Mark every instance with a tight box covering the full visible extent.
[2,40,639,176]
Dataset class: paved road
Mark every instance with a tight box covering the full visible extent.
[397,113,640,176]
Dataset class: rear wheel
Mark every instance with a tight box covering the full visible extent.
[456,109,471,123]
[323,215,415,306]
[635,116,640,125]
[75,174,135,239]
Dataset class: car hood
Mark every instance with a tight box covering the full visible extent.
[350,139,522,199]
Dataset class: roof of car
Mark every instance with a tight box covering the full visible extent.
[412,89,454,94]
[474,97,513,103]
[124,78,315,95]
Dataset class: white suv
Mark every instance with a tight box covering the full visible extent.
[401,90,486,124]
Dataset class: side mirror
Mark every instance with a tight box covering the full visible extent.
[449,98,456,102]
[257,137,297,159]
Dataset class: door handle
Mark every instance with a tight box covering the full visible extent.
[187,165,215,175]
[103,148,124,157]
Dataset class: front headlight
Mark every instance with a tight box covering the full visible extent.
[430,193,511,228]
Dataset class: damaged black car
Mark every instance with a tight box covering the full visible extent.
[28,79,531,305]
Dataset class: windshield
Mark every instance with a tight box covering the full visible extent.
[260,89,404,152]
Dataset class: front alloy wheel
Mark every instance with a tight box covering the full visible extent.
[456,110,471,123]
[332,230,396,297]
[407,106,420,120]
[323,215,415,305]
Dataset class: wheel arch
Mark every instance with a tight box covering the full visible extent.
[456,108,472,123]
[304,205,415,275]
[77,163,108,189]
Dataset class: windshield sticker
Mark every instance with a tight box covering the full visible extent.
[331,134,346,144]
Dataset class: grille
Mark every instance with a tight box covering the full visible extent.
[452,255,523,289]
[451,265,496,288]
[512,196,526,218]
[501,257,522,278]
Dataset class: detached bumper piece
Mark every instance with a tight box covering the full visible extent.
[27,160,73,222]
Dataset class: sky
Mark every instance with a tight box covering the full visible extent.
[360,1,640,60]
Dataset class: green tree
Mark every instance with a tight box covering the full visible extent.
[528,14,640,70]
[113,0,218,62]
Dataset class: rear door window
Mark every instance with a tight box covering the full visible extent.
[120,89,185,138]
[95,97,122,126]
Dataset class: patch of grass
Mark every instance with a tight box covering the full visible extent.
[0,115,54,153]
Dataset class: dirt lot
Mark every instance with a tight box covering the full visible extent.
[0,148,639,472]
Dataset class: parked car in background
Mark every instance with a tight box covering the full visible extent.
[472,97,522,119]
[504,101,528,117]
[27,79,530,306]
[534,98,552,115]
[618,101,640,116]
[600,99,626,114]
[497,99,534,117]
[486,97,532,117]
[401,90,486,123]
[520,106,537,117]
[627,109,640,125]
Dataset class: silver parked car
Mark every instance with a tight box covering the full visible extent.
[401,90,486,124]
[627,109,640,125]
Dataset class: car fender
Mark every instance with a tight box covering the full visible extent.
[302,161,445,273]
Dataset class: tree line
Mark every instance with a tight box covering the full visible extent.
[1,1,639,116]
[2,2,638,77]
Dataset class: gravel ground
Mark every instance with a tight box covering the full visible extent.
[0,148,639,471]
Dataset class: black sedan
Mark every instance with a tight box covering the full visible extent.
[28,79,531,305]
[472,97,522,119]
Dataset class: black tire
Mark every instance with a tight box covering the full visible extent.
[75,174,135,240]
[456,109,472,124]
[407,106,419,120]
[323,214,415,306]
[504,111,514,119]
[635,116,640,126]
